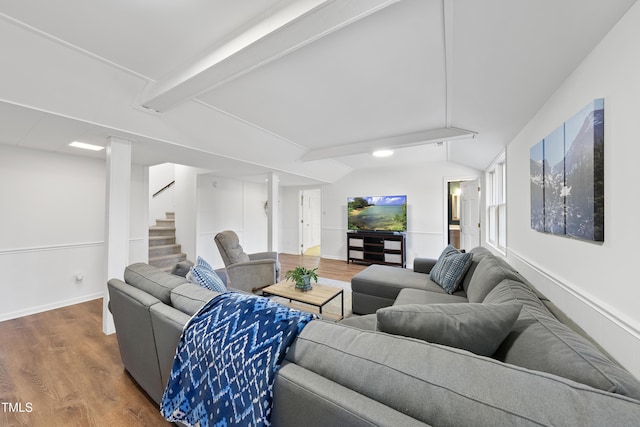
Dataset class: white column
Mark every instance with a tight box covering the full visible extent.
[267,172,280,252]
[103,137,132,334]
[174,165,197,260]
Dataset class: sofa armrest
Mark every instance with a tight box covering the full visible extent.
[107,279,165,403]
[150,304,191,390]
[413,258,437,274]
[273,362,428,427]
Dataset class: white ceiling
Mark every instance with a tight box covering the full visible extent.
[0,0,636,185]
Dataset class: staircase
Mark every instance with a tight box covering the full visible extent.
[149,212,186,271]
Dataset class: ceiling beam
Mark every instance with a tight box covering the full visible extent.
[140,0,400,113]
[300,127,477,162]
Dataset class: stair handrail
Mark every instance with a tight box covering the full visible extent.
[153,180,175,198]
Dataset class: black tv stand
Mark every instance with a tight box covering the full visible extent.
[347,231,406,268]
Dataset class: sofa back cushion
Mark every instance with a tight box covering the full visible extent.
[124,263,187,305]
[171,260,194,278]
[465,255,522,303]
[460,248,491,294]
[484,280,640,400]
[171,283,219,315]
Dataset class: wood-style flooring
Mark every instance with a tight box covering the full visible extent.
[0,254,365,426]
[278,252,366,283]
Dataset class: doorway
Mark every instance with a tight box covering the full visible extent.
[300,188,322,256]
[446,178,480,251]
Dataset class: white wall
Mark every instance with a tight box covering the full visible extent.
[243,180,270,254]
[0,145,147,321]
[196,175,268,269]
[283,162,480,264]
[148,163,175,226]
[504,2,640,378]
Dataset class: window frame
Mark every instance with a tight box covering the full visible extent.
[486,152,506,253]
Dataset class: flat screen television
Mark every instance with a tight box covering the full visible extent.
[347,195,407,232]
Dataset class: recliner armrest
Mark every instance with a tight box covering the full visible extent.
[413,258,437,274]
[227,259,278,293]
[248,251,278,261]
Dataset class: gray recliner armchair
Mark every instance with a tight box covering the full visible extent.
[214,230,280,293]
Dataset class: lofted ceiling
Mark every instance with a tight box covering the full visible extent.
[0,0,636,185]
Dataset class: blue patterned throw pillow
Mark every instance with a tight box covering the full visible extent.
[429,246,473,294]
[190,256,227,293]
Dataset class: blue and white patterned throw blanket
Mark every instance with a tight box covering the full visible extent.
[160,292,317,427]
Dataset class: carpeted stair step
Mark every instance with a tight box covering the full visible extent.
[149,212,181,270]
[149,226,176,237]
[155,218,175,227]
[149,243,182,258]
[149,235,176,246]
[149,253,187,269]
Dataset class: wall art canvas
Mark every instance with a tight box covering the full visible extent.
[543,125,566,235]
[529,98,604,242]
[564,98,605,241]
[530,140,544,232]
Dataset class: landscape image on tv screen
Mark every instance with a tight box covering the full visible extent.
[348,195,407,232]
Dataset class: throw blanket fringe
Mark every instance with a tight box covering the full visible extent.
[161,292,317,426]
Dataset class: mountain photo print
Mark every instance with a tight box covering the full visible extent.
[529,98,604,242]
[564,99,604,241]
[530,140,545,232]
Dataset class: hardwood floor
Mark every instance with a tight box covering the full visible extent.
[0,254,365,426]
[278,252,367,282]
[0,299,170,427]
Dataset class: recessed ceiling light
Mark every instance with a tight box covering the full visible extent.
[69,141,105,151]
[372,149,394,158]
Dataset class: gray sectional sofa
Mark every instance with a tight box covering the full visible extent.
[108,252,640,426]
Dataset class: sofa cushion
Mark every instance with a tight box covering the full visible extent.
[288,321,640,427]
[339,314,377,331]
[429,246,473,294]
[461,247,492,293]
[171,259,194,278]
[376,303,522,356]
[485,280,640,399]
[171,283,219,316]
[393,288,468,306]
[351,265,451,300]
[124,263,187,305]
[190,257,227,293]
[466,255,523,303]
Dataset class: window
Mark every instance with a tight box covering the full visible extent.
[486,153,506,252]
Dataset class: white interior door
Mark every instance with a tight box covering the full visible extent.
[460,179,480,251]
[301,189,321,252]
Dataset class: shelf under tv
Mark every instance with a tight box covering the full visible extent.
[346,231,406,268]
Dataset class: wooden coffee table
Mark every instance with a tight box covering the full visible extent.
[262,280,344,320]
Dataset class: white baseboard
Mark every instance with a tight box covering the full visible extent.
[0,241,104,255]
[0,292,103,323]
[321,254,345,261]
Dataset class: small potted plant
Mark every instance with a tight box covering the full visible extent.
[284,266,318,292]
